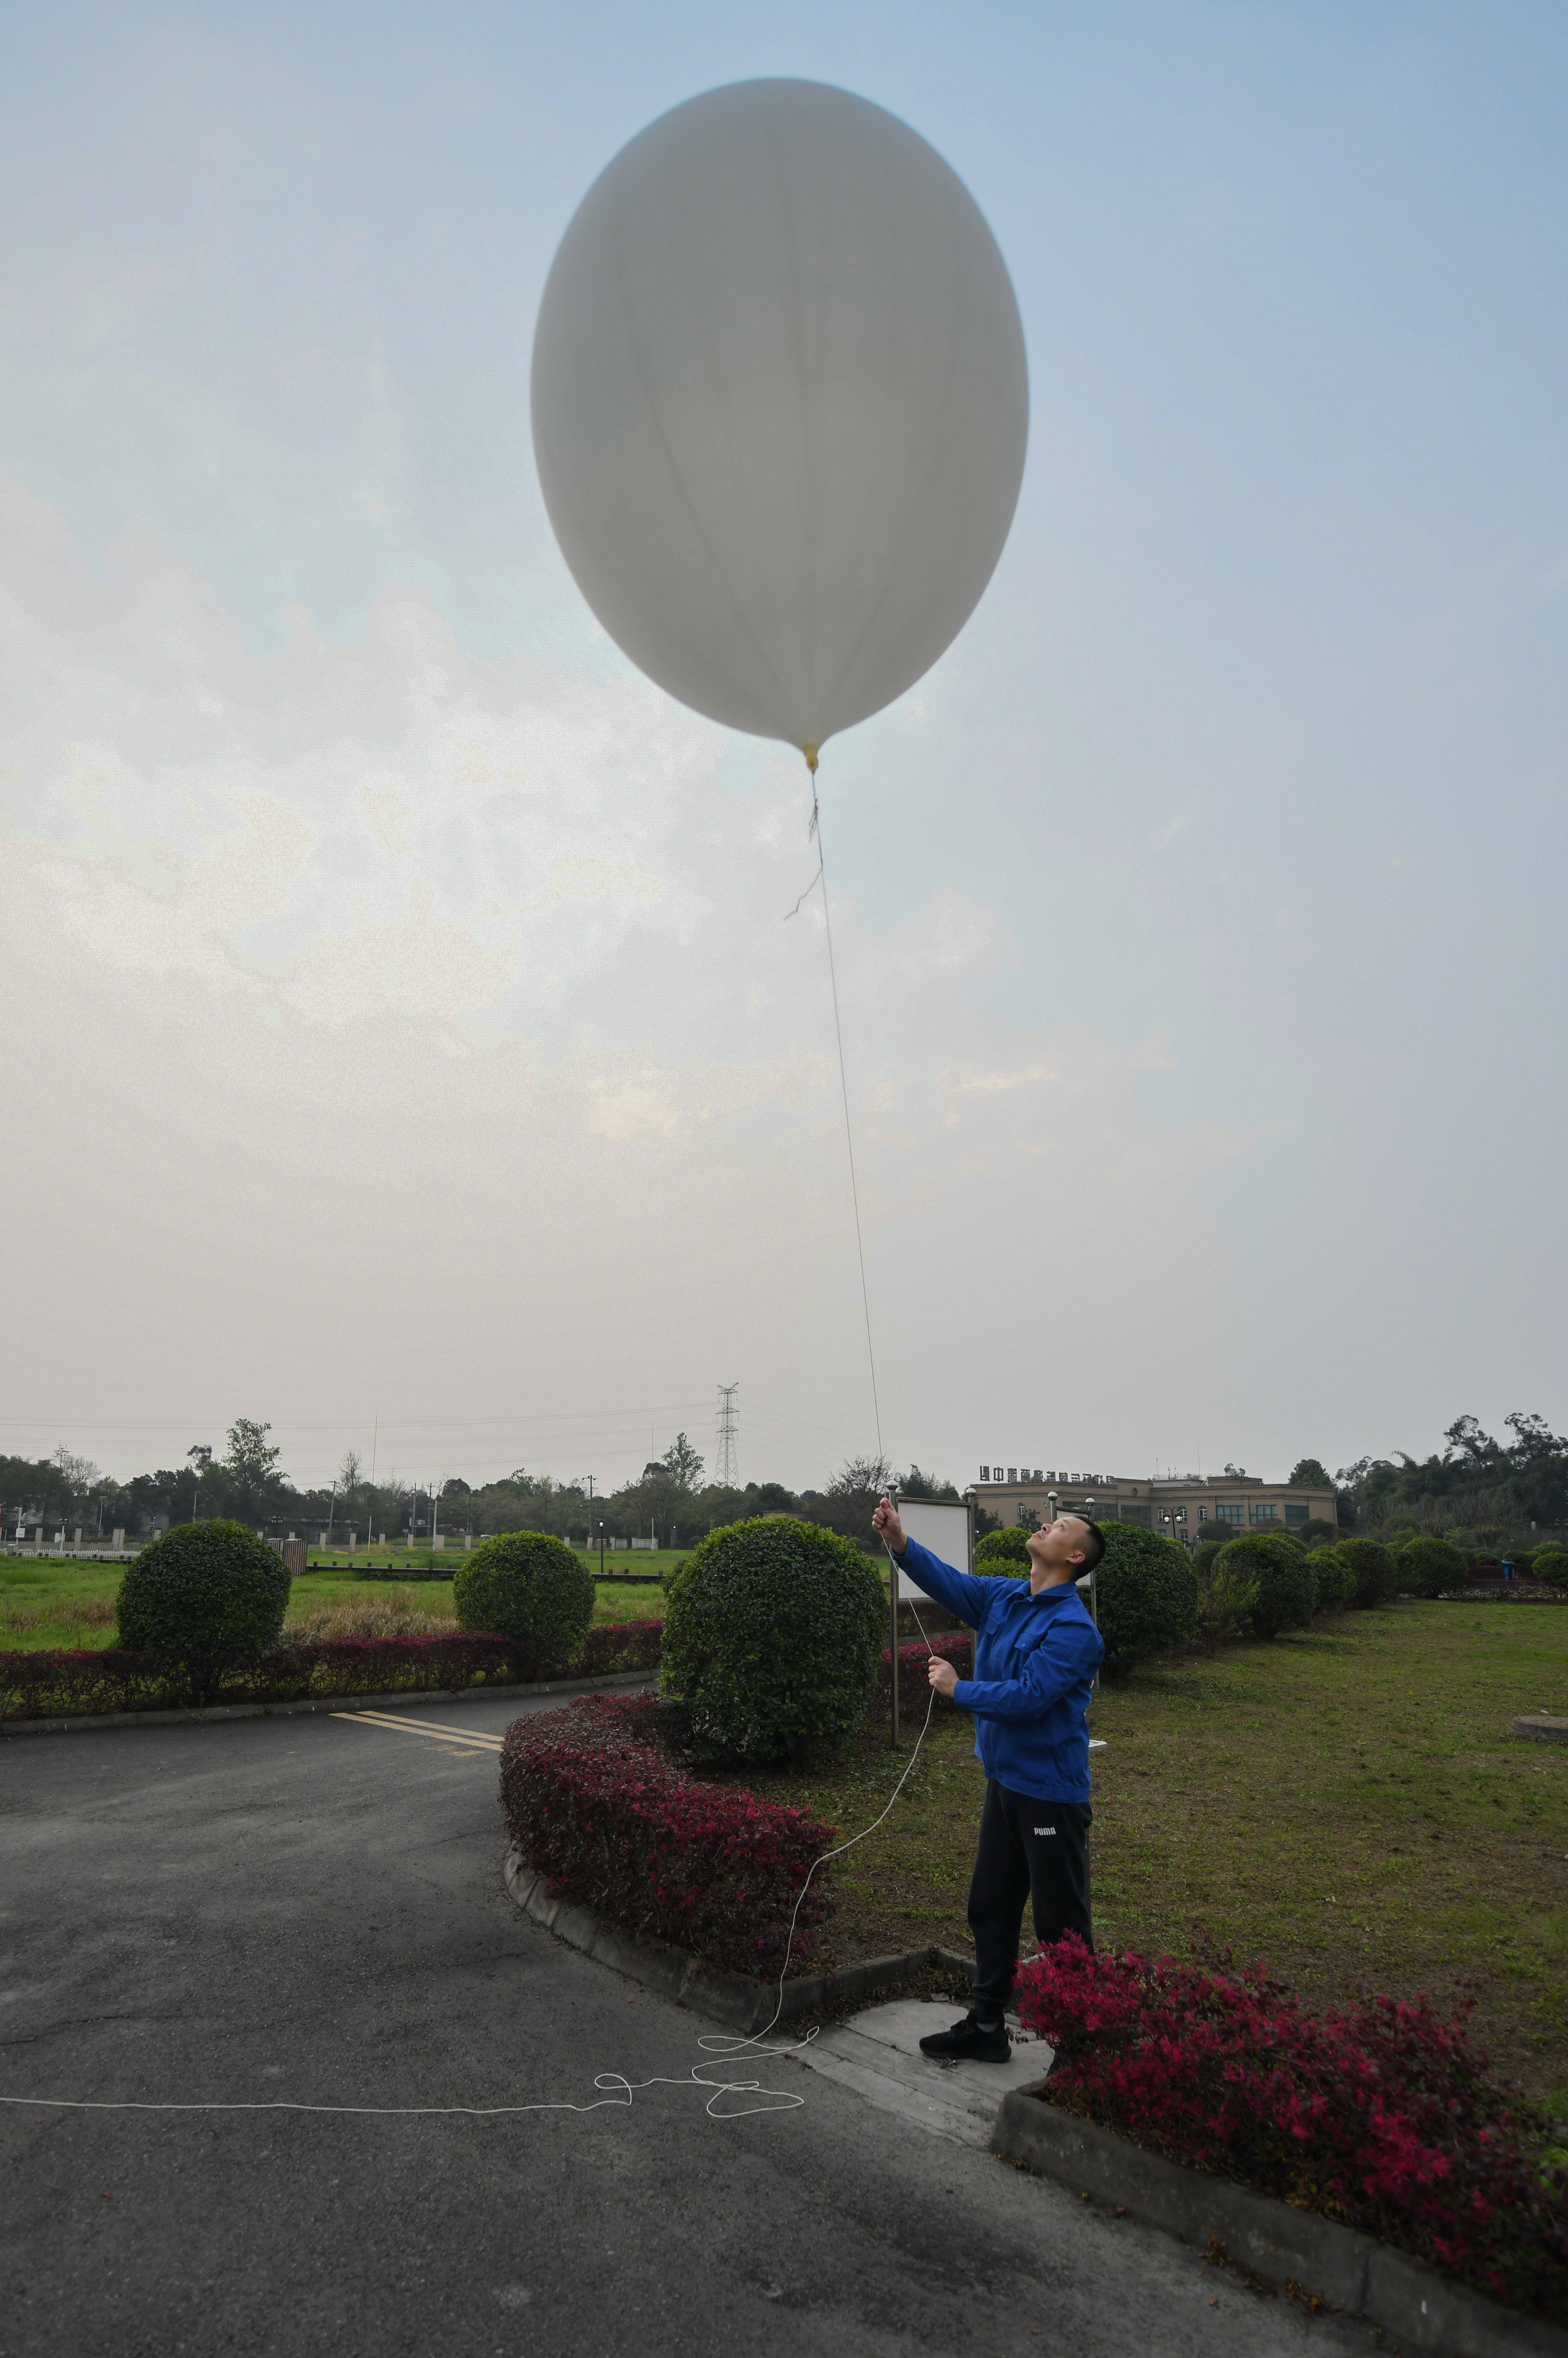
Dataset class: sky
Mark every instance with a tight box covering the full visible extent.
[2,0,1565,1498]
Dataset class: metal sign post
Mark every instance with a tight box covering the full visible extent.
[889,1548,901,1749]
[888,1495,977,1750]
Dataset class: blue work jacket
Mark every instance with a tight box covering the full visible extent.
[897,1538,1104,1804]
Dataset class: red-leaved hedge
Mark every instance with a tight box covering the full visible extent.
[1016,1935,1568,2319]
[499,1692,839,1978]
[872,1633,971,1716]
[0,1620,663,1721]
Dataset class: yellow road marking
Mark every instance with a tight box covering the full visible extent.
[331,1710,505,1750]
[360,1713,505,1746]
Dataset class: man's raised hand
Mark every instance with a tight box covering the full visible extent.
[872,1495,906,1553]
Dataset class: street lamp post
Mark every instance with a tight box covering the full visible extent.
[575,1475,598,1571]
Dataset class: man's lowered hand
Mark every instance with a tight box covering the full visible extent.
[926,1655,958,1699]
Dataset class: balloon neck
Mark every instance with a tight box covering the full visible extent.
[802,743,819,774]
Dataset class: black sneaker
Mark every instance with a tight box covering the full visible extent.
[918,2011,1011,2064]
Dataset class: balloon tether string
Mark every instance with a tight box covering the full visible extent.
[786,759,883,1463]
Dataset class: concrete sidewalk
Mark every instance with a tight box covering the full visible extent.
[780,1997,1050,2145]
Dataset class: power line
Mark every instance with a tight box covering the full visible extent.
[0,1400,715,1437]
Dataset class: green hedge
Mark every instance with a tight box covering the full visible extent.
[1213,1533,1315,1639]
[1096,1523,1198,1677]
[1309,1546,1358,1611]
[116,1521,290,1659]
[1340,1537,1398,1609]
[1195,1556,1259,1653]
[453,1530,594,1664]
[1396,1536,1468,1598]
[975,1526,1031,1574]
[660,1515,884,1765]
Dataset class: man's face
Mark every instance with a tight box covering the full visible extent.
[1025,1514,1089,1576]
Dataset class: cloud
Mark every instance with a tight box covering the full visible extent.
[0,482,1237,1488]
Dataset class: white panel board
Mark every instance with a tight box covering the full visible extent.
[895,1497,972,1601]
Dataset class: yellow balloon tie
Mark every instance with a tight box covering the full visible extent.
[802,743,819,774]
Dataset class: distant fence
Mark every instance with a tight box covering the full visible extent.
[351,1565,670,1585]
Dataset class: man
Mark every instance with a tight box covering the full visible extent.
[870,1494,1106,2063]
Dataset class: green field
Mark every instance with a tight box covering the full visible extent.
[284,1543,688,1576]
[0,1551,678,1649]
[740,1602,1568,2101]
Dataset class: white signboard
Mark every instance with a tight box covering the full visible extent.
[895,1497,973,1602]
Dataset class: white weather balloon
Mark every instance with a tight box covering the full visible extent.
[531,79,1028,763]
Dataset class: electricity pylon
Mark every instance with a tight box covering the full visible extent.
[715,1384,740,1489]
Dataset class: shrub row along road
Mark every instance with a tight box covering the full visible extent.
[1,1697,1371,2358]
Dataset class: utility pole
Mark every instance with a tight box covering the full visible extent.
[716,1383,740,1489]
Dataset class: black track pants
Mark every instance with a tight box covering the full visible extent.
[967,1778,1093,2016]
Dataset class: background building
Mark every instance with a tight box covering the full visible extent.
[973,1465,1337,1544]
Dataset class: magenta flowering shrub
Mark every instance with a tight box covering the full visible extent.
[1015,1935,1568,2318]
[0,1620,662,1720]
[499,1692,839,1977]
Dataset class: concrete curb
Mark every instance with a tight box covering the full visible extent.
[0,1668,655,1737]
[503,1841,973,2032]
[994,2086,1568,2358]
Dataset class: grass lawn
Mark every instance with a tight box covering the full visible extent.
[282,1570,670,1628]
[0,1554,676,1649]
[739,1602,1568,2102]
[295,1543,687,1580]
[0,1559,122,1647]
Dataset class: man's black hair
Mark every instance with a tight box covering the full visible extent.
[1070,1516,1106,1575]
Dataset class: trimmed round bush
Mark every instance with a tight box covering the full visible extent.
[1396,1537,1467,1598]
[1096,1523,1198,1678]
[660,1515,884,1764]
[1340,1537,1397,1609]
[1530,1545,1568,1590]
[453,1530,594,1670]
[1189,1536,1226,1580]
[1309,1546,1357,1611]
[116,1520,291,1658]
[976,1526,1030,1574]
[1214,1534,1316,1639]
[1195,1556,1259,1653]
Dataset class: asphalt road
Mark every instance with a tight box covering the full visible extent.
[1,1694,1375,2358]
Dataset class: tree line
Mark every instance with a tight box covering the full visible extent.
[0,1429,960,1550]
[1330,1412,1568,1551]
[4,1409,1562,1555]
